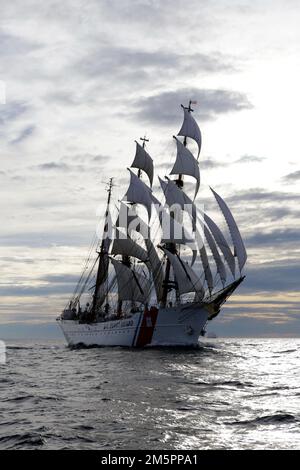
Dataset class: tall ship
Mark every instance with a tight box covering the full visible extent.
[57,101,247,347]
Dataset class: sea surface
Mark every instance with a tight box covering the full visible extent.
[0,338,299,450]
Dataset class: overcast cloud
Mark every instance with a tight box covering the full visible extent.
[0,0,300,337]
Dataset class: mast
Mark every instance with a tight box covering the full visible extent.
[139,134,149,178]
[117,135,149,317]
[135,134,149,307]
[91,178,113,316]
[161,101,195,307]
[133,134,149,178]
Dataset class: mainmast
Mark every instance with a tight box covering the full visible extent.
[91,177,113,317]
[161,101,196,307]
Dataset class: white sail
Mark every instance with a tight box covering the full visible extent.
[195,228,214,293]
[145,238,164,303]
[110,258,151,304]
[116,202,136,230]
[177,107,202,156]
[202,212,235,276]
[131,141,154,187]
[204,225,226,285]
[161,247,204,298]
[111,228,148,262]
[116,203,164,300]
[210,187,247,272]
[116,202,150,239]
[170,137,200,199]
[152,195,197,265]
[159,177,197,231]
[123,169,153,220]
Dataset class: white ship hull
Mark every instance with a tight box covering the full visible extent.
[57,303,209,348]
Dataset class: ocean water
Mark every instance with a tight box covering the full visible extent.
[0,338,299,450]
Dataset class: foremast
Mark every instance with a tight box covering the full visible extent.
[91,177,113,318]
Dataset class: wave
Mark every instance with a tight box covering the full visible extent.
[0,433,45,449]
[2,395,35,403]
[275,349,298,354]
[193,379,253,388]
[2,394,62,404]
[72,425,95,431]
[228,413,298,426]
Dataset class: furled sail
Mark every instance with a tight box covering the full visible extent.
[159,177,197,231]
[202,212,235,276]
[170,137,200,199]
[161,247,204,298]
[94,253,109,308]
[145,238,164,302]
[210,187,247,272]
[204,226,227,286]
[131,141,154,187]
[111,228,148,262]
[177,106,202,156]
[123,169,153,220]
[110,258,151,304]
[93,198,113,310]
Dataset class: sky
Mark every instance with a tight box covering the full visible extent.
[0,0,300,338]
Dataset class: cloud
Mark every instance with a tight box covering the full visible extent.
[226,188,300,204]
[0,284,74,297]
[282,170,300,183]
[245,228,300,247]
[0,31,39,57]
[201,157,227,169]
[7,153,110,176]
[0,0,299,337]
[0,101,28,128]
[211,315,300,337]
[235,154,265,163]
[10,124,36,144]
[199,154,265,171]
[35,162,71,171]
[77,47,234,81]
[132,88,253,125]
[240,261,300,292]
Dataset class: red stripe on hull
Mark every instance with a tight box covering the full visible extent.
[135,307,158,347]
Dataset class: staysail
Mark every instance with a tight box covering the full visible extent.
[210,187,247,272]
[204,225,227,286]
[110,258,151,304]
[201,212,235,276]
[145,238,164,303]
[161,247,205,298]
[195,228,214,293]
